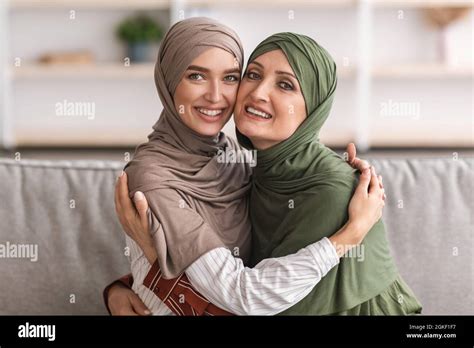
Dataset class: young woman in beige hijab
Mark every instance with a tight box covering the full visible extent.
[106,17,385,316]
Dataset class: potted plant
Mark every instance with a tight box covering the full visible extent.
[117,15,164,62]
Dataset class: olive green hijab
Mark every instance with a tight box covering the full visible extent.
[237,33,399,314]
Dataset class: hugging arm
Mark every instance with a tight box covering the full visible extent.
[136,186,340,316]
[113,167,382,316]
[186,165,384,315]
[103,274,152,316]
[106,143,384,315]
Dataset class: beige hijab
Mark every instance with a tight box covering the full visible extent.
[124,17,252,277]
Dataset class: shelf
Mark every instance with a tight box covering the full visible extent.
[9,0,171,10]
[369,126,474,147]
[14,129,149,147]
[10,63,473,80]
[186,0,473,8]
[11,63,156,80]
[372,0,473,8]
[10,0,472,9]
[13,126,472,148]
[10,63,356,80]
[185,0,356,8]
[372,64,474,79]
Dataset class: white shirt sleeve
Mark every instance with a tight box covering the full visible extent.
[185,237,339,315]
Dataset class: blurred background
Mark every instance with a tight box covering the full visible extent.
[0,0,472,160]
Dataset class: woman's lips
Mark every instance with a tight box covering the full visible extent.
[243,105,273,122]
[193,107,226,123]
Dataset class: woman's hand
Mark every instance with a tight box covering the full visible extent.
[115,171,158,264]
[346,142,370,172]
[346,142,386,200]
[108,282,151,316]
[346,142,370,173]
[348,166,385,236]
[329,167,385,256]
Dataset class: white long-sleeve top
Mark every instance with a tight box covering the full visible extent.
[127,235,339,316]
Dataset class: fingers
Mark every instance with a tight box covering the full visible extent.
[118,172,135,213]
[355,167,371,197]
[117,307,139,316]
[114,173,128,228]
[369,168,385,202]
[346,143,356,164]
[368,167,382,196]
[377,175,386,200]
[379,175,386,200]
[129,293,152,316]
[134,191,150,228]
[114,172,122,211]
[353,158,371,173]
[116,305,139,316]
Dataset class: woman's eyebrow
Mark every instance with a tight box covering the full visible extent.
[187,65,240,75]
[224,68,241,74]
[249,61,296,79]
[249,61,263,69]
[187,65,209,72]
[275,71,296,79]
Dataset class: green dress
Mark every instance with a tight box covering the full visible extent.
[335,275,422,315]
[237,33,422,315]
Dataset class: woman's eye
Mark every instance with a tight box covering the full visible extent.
[188,73,204,81]
[224,75,239,82]
[279,81,294,91]
[246,71,260,80]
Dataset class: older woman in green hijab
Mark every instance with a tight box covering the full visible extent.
[234,32,422,315]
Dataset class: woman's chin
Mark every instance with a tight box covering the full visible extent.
[236,121,258,139]
[193,124,223,137]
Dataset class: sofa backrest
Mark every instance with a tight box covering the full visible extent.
[0,159,128,314]
[0,157,472,314]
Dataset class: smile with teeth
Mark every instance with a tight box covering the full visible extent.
[246,106,272,119]
[197,108,224,117]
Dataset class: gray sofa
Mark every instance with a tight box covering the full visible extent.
[0,156,472,315]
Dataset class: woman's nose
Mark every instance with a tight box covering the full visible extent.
[204,80,222,104]
[250,81,270,103]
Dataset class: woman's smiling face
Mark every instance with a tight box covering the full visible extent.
[234,49,307,150]
[173,47,241,137]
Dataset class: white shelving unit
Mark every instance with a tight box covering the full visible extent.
[1,0,179,148]
[10,0,172,10]
[12,63,156,79]
[372,0,473,8]
[0,0,472,148]
[372,64,474,79]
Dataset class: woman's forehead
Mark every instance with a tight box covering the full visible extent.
[188,47,242,72]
